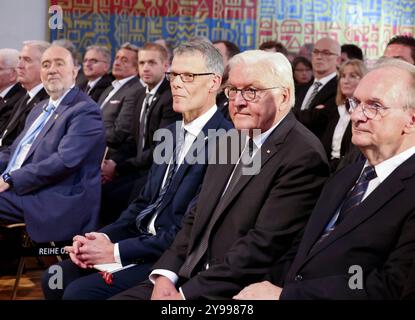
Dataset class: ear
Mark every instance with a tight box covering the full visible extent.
[403,110,415,134]
[278,87,292,111]
[209,74,222,92]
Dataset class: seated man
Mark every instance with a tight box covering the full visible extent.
[234,59,415,300]
[0,45,105,242]
[41,39,232,300]
[111,50,329,300]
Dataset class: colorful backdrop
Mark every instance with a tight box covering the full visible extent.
[50,0,415,60]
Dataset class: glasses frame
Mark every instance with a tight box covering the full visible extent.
[347,97,393,119]
[224,86,282,102]
[312,49,338,57]
[165,72,215,83]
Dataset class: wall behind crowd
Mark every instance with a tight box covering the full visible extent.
[49,0,415,60]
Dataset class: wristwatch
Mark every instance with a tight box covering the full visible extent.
[2,172,13,187]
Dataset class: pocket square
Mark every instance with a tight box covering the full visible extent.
[109,100,120,104]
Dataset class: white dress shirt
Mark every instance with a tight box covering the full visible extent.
[300,72,337,110]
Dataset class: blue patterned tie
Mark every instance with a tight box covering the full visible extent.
[4,102,56,173]
[135,128,186,231]
[311,166,377,250]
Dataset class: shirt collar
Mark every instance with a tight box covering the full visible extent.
[182,104,218,138]
[314,72,337,87]
[365,145,415,183]
[27,83,44,100]
[146,78,164,96]
[0,83,17,99]
[112,75,136,89]
[49,85,75,109]
[87,76,103,89]
[249,112,289,149]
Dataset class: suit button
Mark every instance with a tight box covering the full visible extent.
[294,274,303,281]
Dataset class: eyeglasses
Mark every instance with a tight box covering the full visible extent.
[224,86,282,101]
[312,49,338,57]
[347,97,393,119]
[83,58,107,64]
[165,72,215,83]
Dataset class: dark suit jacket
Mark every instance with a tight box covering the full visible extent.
[293,77,338,140]
[100,109,233,264]
[112,79,181,173]
[0,87,106,242]
[152,112,329,299]
[98,76,143,149]
[320,109,352,160]
[0,87,49,149]
[271,157,415,299]
[79,74,114,102]
[0,83,26,133]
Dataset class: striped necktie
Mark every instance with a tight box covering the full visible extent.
[302,81,322,110]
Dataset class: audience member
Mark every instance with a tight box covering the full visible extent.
[292,56,313,86]
[42,39,232,300]
[101,43,181,224]
[0,41,50,149]
[0,46,105,242]
[293,37,340,140]
[0,48,25,132]
[79,45,114,102]
[235,59,415,300]
[110,50,329,300]
[97,43,143,152]
[340,44,364,64]
[383,35,415,65]
[321,59,367,171]
[259,40,289,56]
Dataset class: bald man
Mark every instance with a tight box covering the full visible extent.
[0,46,106,242]
[293,37,341,140]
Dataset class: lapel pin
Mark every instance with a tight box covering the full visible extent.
[54,114,59,120]
[266,150,270,154]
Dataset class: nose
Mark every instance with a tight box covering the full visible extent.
[233,90,247,106]
[350,103,366,122]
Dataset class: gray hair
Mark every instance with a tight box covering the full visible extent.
[52,39,79,65]
[373,58,415,110]
[22,40,50,57]
[0,48,19,68]
[228,50,295,107]
[173,39,224,76]
[85,45,111,65]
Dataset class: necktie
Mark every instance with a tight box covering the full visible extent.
[311,166,377,250]
[179,138,256,278]
[4,102,56,173]
[302,81,322,110]
[135,128,186,232]
[138,93,153,152]
[85,84,92,95]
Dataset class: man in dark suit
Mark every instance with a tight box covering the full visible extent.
[111,50,329,300]
[0,48,26,133]
[0,45,106,242]
[0,41,50,150]
[101,43,181,224]
[97,43,143,151]
[234,59,415,300]
[41,39,232,300]
[79,45,114,102]
[293,37,340,140]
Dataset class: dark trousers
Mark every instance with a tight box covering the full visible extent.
[41,259,153,300]
[110,280,154,300]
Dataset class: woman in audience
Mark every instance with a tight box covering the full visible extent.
[321,59,367,172]
[292,56,313,86]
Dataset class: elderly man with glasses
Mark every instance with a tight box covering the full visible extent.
[111,50,329,300]
[235,59,415,300]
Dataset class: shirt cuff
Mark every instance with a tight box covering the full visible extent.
[178,287,186,300]
[114,242,121,264]
[149,269,179,285]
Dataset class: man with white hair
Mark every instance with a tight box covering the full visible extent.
[112,50,329,300]
[0,41,50,149]
[0,48,26,133]
[235,59,415,300]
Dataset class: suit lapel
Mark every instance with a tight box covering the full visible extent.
[309,77,337,109]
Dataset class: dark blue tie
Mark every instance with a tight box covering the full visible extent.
[135,128,186,232]
[312,166,377,250]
